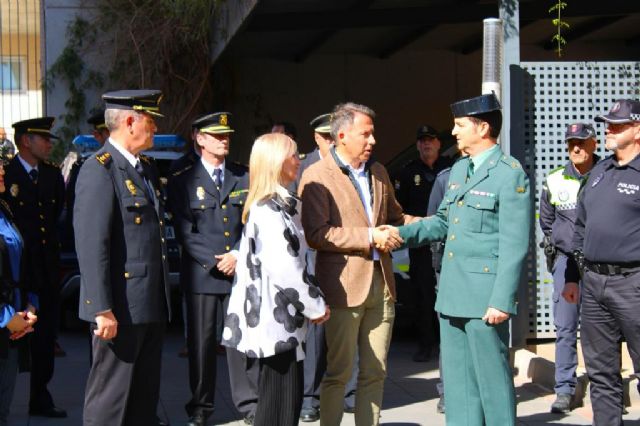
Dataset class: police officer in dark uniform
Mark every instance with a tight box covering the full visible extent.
[63,110,110,252]
[540,123,599,413]
[1,117,66,418]
[74,90,171,426]
[168,112,250,426]
[563,99,640,426]
[394,125,450,362]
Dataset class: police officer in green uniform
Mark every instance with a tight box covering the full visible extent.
[394,125,450,362]
[392,94,532,425]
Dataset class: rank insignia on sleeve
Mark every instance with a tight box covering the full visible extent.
[229,189,248,198]
[125,180,137,196]
[9,184,18,198]
[196,186,206,200]
[516,186,526,193]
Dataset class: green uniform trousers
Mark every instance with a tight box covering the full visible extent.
[440,315,515,426]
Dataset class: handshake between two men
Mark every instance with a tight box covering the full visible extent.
[372,224,403,252]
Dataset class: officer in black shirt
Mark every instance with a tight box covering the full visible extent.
[394,125,450,362]
[563,99,640,425]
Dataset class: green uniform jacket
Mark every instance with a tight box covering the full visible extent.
[398,147,532,318]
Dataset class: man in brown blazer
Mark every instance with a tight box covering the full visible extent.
[299,102,413,426]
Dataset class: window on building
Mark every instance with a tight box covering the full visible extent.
[0,57,25,91]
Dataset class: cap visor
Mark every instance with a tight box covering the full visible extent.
[595,114,631,124]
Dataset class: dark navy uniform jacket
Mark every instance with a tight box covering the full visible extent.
[566,153,640,281]
[394,156,451,216]
[168,160,249,294]
[74,141,171,324]
[1,157,64,294]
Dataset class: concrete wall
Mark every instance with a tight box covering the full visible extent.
[213,49,483,164]
[43,0,108,138]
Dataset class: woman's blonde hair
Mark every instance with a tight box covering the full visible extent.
[242,132,297,223]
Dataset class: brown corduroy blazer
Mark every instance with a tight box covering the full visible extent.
[299,153,408,308]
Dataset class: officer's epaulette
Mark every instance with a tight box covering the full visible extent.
[499,154,523,170]
[436,167,451,178]
[0,199,13,220]
[172,163,194,177]
[95,152,112,166]
[298,153,307,160]
[42,159,60,169]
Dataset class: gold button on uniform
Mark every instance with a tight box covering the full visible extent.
[457,200,464,206]
[124,272,130,278]
[134,202,140,207]
[39,214,44,219]
[134,217,142,224]
[223,217,228,223]
[159,220,164,226]
[448,252,454,258]
[225,245,230,251]
[221,204,227,210]
[453,218,459,224]
[201,205,205,209]
[85,300,91,304]
[483,267,490,272]
[476,203,481,208]
[161,237,165,243]
[450,235,456,241]
[224,231,230,237]
[162,255,166,260]
[40,227,45,232]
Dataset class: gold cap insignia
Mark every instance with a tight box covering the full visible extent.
[414,174,421,186]
[220,114,228,126]
[516,186,526,193]
[10,184,18,198]
[125,179,137,196]
[196,186,205,200]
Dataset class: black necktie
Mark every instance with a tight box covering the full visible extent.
[135,161,154,199]
[213,168,222,196]
[29,169,38,183]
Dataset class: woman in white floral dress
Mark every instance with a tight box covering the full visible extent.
[222,133,330,426]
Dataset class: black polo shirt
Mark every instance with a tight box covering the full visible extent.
[572,153,640,264]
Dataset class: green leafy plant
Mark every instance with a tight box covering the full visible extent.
[43,17,104,162]
[549,1,570,58]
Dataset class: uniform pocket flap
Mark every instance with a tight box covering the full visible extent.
[466,195,496,210]
[190,199,217,210]
[122,196,149,209]
[461,257,498,274]
[124,262,147,278]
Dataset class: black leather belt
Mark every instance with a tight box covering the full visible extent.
[585,260,640,276]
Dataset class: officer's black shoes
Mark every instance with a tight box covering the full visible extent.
[243,413,254,425]
[28,405,68,418]
[550,393,572,413]
[186,414,205,426]
[300,407,320,422]
[437,395,445,414]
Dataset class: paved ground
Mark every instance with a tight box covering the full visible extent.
[9,327,640,425]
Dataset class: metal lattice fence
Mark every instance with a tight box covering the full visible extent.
[519,61,640,339]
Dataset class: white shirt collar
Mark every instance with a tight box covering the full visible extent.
[108,138,138,168]
[17,154,37,173]
[335,151,365,175]
[200,157,225,178]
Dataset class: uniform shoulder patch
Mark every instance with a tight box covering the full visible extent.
[172,163,194,177]
[499,154,523,170]
[95,152,112,166]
